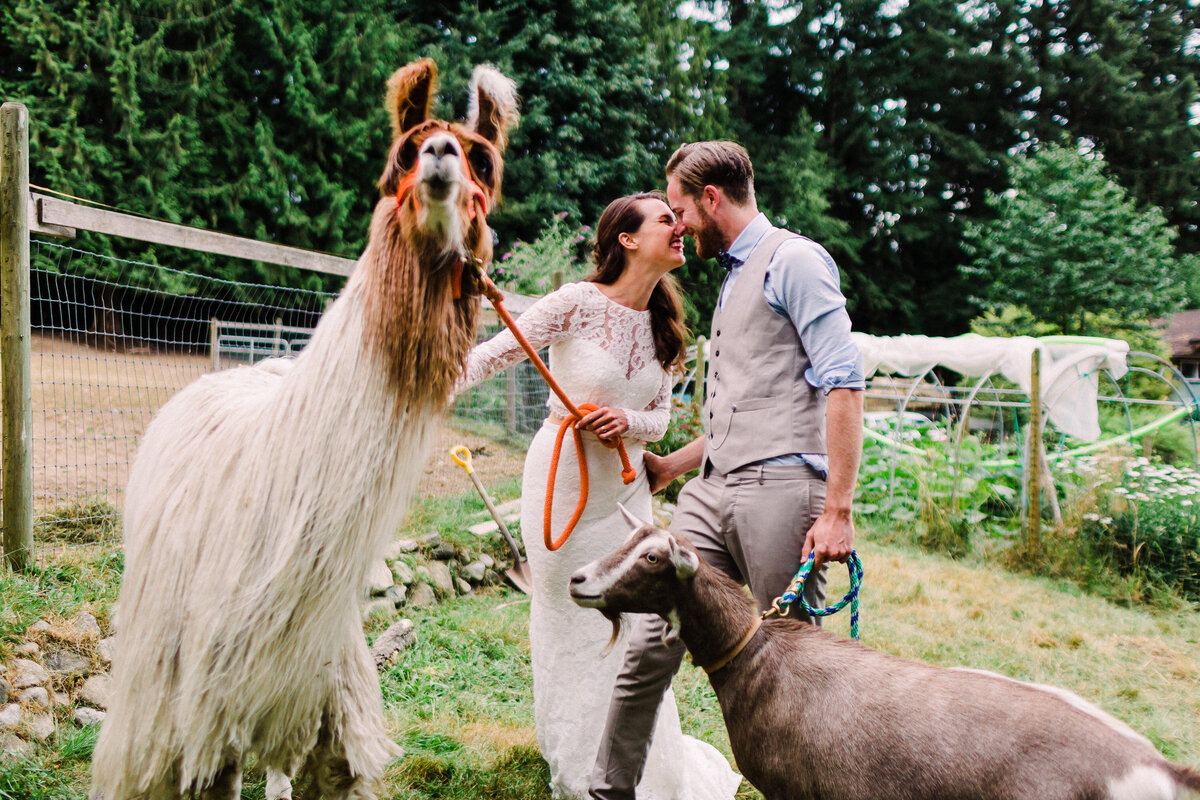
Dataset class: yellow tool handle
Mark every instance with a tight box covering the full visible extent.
[450,445,474,475]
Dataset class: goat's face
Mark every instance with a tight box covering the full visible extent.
[569,505,701,618]
[378,59,519,295]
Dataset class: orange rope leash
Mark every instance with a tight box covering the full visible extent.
[476,276,637,551]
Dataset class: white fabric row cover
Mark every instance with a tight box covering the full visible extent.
[852,333,1130,442]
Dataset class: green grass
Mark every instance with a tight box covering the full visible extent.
[2,523,1197,799]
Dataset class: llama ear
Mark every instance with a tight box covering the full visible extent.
[668,537,699,580]
[387,58,438,137]
[466,64,519,151]
[618,503,648,534]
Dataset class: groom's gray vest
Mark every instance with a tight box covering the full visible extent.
[703,228,827,475]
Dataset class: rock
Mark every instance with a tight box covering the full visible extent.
[424,562,455,597]
[71,612,102,641]
[408,583,436,609]
[26,620,51,635]
[418,531,442,549]
[0,704,20,729]
[361,598,396,622]
[432,543,457,561]
[99,637,115,664]
[43,649,89,677]
[50,690,70,710]
[455,578,473,596]
[370,619,416,670]
[26,712,55,741]
[0,677,11,702]
[14,642,39,656]
[464,562,487,582]
[13,659,48,689]
[385,539,420,559]
[391,561,415,586]
[0,731,33,758]
[17,687,48,708]
[77,674,111,709]
[484,568,501,585]
[73,707,106,726]
[478,553,495,569]
[384,585,406,607]
[366,560,394,595]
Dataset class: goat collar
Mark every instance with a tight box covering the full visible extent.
[698,617,761,675]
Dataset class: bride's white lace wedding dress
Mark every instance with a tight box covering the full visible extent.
[463,281,741,799]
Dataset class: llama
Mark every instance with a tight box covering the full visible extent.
[570,507,1200,800]
[90,59,518,800]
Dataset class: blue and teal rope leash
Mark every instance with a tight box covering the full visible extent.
[762,550,863,640]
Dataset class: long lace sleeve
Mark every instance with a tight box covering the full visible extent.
[459,284,584,391]
[623,368,673,442]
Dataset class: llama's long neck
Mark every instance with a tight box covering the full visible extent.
[675,561,761,670]
[253,200,478,587]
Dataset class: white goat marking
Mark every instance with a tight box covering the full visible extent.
[573,530,668,602]
[950,667,1154,749]
[1107,764,1178,800]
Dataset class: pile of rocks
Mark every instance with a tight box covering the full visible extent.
[0,612,113,759]
[0,530,515,758]
[359,530,511,621]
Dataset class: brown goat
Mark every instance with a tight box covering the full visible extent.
[570,507,1200,800]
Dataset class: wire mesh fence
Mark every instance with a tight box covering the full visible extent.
[21,238,547,552]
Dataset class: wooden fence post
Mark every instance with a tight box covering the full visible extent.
[2,102,33,572]
[1026,347,1042,551]
[210,318,220,371]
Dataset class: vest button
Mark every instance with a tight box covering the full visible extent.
[732,403,737,411]
[714,350,720,357]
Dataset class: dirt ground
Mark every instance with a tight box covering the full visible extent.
[25,332,529,518]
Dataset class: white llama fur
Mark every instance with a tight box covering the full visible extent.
[90,60,517,800]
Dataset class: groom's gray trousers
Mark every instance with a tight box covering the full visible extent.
[588,461,828,800]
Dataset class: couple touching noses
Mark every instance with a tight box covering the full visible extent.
[459,140,864,800]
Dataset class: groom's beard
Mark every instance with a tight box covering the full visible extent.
[691,205,724,261]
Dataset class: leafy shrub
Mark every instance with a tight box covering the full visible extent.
[1069,457,1200,602]
[490,213,592,296]
[647,395,704,503]
[856,426,1022,556]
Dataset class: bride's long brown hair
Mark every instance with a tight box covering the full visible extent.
[586,192,689,373]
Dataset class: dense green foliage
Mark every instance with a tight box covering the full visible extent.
[964,143,1188,335]
[3,0,1197,331]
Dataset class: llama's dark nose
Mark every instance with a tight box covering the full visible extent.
[425,136,460,159]
[570,572,586,587]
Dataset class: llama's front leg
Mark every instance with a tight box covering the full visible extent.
[310,635,403,800]
[265,768,294,800]
[195,759,242,800]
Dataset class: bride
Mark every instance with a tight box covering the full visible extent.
[460,193,741,799]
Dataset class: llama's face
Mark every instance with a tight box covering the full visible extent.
[378,59,518,295]
[389,119,502,260]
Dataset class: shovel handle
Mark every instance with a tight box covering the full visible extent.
[450,445,525,566]
[450,445,473,474]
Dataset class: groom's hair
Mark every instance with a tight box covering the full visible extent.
[665,141,755,205]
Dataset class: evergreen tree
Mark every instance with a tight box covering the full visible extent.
[962,143,1186,334]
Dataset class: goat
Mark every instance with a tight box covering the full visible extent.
[570,507,1200,800]
[90,59,518,800]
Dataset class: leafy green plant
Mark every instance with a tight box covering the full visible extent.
[490,214,592,297]
[646,395,704,503]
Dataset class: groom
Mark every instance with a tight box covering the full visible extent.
[589,140,865,799]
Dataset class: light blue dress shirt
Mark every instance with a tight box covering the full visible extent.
[717,214,864,474]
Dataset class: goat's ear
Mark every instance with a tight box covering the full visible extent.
[668,538,699,580]
[618,503,649,533]
[387,58,438,138]
[661,610,682,647]
[466,64,519,151]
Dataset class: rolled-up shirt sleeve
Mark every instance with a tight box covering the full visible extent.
[764,237,865,393]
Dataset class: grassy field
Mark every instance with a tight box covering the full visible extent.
[2,522,1196,800]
